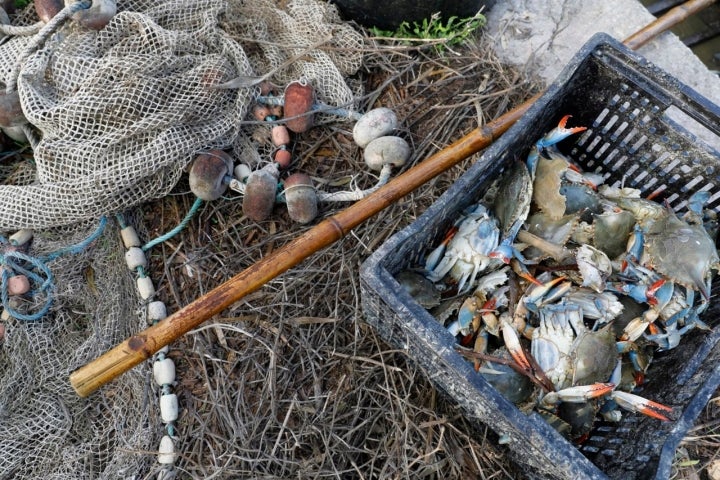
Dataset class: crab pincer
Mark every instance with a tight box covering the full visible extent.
[543,383,616,406]
[527,115,588,176]
[501,316,533,373]
[611,390,673,421]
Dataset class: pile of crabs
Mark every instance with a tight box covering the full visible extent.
[399,115,720,442]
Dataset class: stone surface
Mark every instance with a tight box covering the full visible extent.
[485,0,720,104]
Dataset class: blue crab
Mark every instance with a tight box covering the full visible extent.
[424,203,502,294]
[529,302,617,390]
[528,115,599,219]
[614,190,719,301]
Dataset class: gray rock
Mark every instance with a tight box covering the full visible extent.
[485,0,720,103]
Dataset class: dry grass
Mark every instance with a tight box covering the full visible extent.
[675,393,720,480]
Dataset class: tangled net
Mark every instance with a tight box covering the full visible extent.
[0,0,362,478]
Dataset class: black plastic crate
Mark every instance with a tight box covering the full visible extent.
[359,33,720,480]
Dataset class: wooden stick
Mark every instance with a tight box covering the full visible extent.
[70,0,715,397]
[623,0,716,50]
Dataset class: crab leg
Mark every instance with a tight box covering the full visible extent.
[527,115,588,177]
[501,316,532,373]
[523,276,570,313]
[516,229,572,262]
[611,390,672,421]
[424,227,458,280]
[540,383,615,411]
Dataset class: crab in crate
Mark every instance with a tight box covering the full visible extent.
[423,116,591,295]
[453,273,674,440]
[424,203,503,294]
[399,113,720,443]
[414,114,720,440]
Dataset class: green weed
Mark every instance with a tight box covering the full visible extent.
[370,11,486,51]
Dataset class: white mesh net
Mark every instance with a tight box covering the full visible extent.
[0,0,361,230]
[0,0,362,477]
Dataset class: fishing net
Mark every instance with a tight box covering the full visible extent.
[0,0,362,478]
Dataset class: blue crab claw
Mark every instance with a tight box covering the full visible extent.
[489,243,514,264]
[610,390,672,421]
[564,164,602,190]
[449,296,485,336]
[621,309,659,342]
[424,226,457,273]
[622,225,644,272]
[523,276,570,313]
[646,278,673,307]
[527,115,587,176]
[616,341,649,384]
[489,242,542,286]
[537,115,588,150]
[543,383,615,407]
[501,318,532,373]
[473,329,490,372]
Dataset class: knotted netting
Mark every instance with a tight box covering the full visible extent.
[0,0,363,477]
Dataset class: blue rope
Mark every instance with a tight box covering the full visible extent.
[115,213,128,229]
[0,251,53,321]
[142,197,203,252]
[0,217,107,321]
[42,217,108,262]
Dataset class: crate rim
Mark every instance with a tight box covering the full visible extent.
[360,32,720,480]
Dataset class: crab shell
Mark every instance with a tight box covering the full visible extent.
[395,270,441,309]
[575,244,612,293]
[445,209,501,290]
[642,208,719,297]
[593,208,636,260]
[531,304,616,391]
[532,155,567,219]
[523,212,579,261]
[481,347,534,404]
[493,161,532,238]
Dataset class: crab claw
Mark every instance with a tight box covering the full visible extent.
[508,258,543,287]
[621,309,659,342]
[541,383,615,409]
[556,383,615,402]
[536,115,588,150]
[449,296,480,337]
[611,390,672,421]
[490,244,543,286]
[473,329,489,372]
[489,243,514,265]
[646,278,670,306]
[424,226,458,273]
[523,276,569,312]
[565,165,601,190]
[501,318,532,373]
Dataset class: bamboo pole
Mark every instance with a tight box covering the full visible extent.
[623,0,716,50]
[70,0,716,397]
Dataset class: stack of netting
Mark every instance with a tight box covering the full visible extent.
[0,0,362,477]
